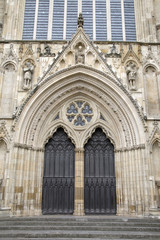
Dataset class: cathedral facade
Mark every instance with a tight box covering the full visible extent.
[0,0,160,217]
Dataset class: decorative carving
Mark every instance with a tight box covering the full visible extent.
[122,44,141,64]
[40,44,55,57]
[23,60,34,90]
[75,43,85,64]
[78,13,84,28]
[105,43,121,58]
[125,61,138,90]
[25,44,34,56]
[0,121,11,146]
[4,63,15,72]
[143,45,160,68]
[148,121,160,152]
[1,44,18,65]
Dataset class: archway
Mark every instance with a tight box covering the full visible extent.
[42,128,75,214]
[13,66,146,216]
[84,128,116,214]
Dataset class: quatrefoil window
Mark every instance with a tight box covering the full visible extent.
[67,101,93,126]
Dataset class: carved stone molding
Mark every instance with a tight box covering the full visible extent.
[0,121,11,147]
[143,45,160,69]
[122,44,141,64]
[14,143,44,152]
[1,44,18,69]
[148,121,160,152]
[115,144,146,152]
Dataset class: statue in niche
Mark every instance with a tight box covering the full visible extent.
[75,44,85,64]
[126,61,138,90]
[23,60,34,90]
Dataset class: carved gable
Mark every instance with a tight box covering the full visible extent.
[38,28,120,83]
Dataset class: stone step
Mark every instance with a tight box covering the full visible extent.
[0,225,160,232]
[1,216,160,239]
[1,216,160,223]
[0,230,160,239]
[0,239,149,240]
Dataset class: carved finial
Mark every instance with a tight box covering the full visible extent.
[78,13,84,28]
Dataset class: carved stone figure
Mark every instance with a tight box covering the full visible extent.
[23,61,34,90]
[75,44,85,64]
[77,13,84,28]
[126,61,137,90]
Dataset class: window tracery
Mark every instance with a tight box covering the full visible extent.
[66,101,93,126]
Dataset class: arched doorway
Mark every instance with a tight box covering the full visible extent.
[84,128,116,214]
[42,128,75,214]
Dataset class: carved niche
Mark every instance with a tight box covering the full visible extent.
[125,61,138,91]
[22,60,35,90]
[75,42,85,64]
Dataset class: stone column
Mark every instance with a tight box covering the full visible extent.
[134,0,156,42]
[74,148,85,216]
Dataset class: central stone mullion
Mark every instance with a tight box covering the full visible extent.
[74,148,85,216]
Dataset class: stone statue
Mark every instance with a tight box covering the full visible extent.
[75,45,85,64]
[44,44,51,56]
[126,61,137,90]
[78,13,84,28]
[23,61,34,90]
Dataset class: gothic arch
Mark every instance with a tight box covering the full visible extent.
[13,67,145,149]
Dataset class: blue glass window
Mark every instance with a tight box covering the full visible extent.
[82,0,93,39]
[124,0,136,41]
[95,0,107,41]
[52,0,64,40]
[66,0,78,40]
[36,0,49,40]
[110,0,123,41]
[23,0,36,40]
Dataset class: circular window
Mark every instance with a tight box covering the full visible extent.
[66,101,93,126]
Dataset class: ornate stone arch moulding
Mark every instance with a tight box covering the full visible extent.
[12,66,145,131]
[42,122,76,149]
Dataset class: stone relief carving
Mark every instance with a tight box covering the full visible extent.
[40,44,55,57]
[0,121,11,146]
[23,60,34,90]
[143,45,160,68]
[125,61,138,90]
[105,43,121,58]
[25,43,34,56]
[1,44,18,66]
[148,121,160,151]
[122,44,141,64]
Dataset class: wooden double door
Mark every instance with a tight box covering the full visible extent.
[42,128,116,214]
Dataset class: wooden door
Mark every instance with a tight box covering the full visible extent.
[42,128,75,214]
[84,128,116,214]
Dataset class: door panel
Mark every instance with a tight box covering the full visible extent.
[42,128,75,214]
[84,128,116,214]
